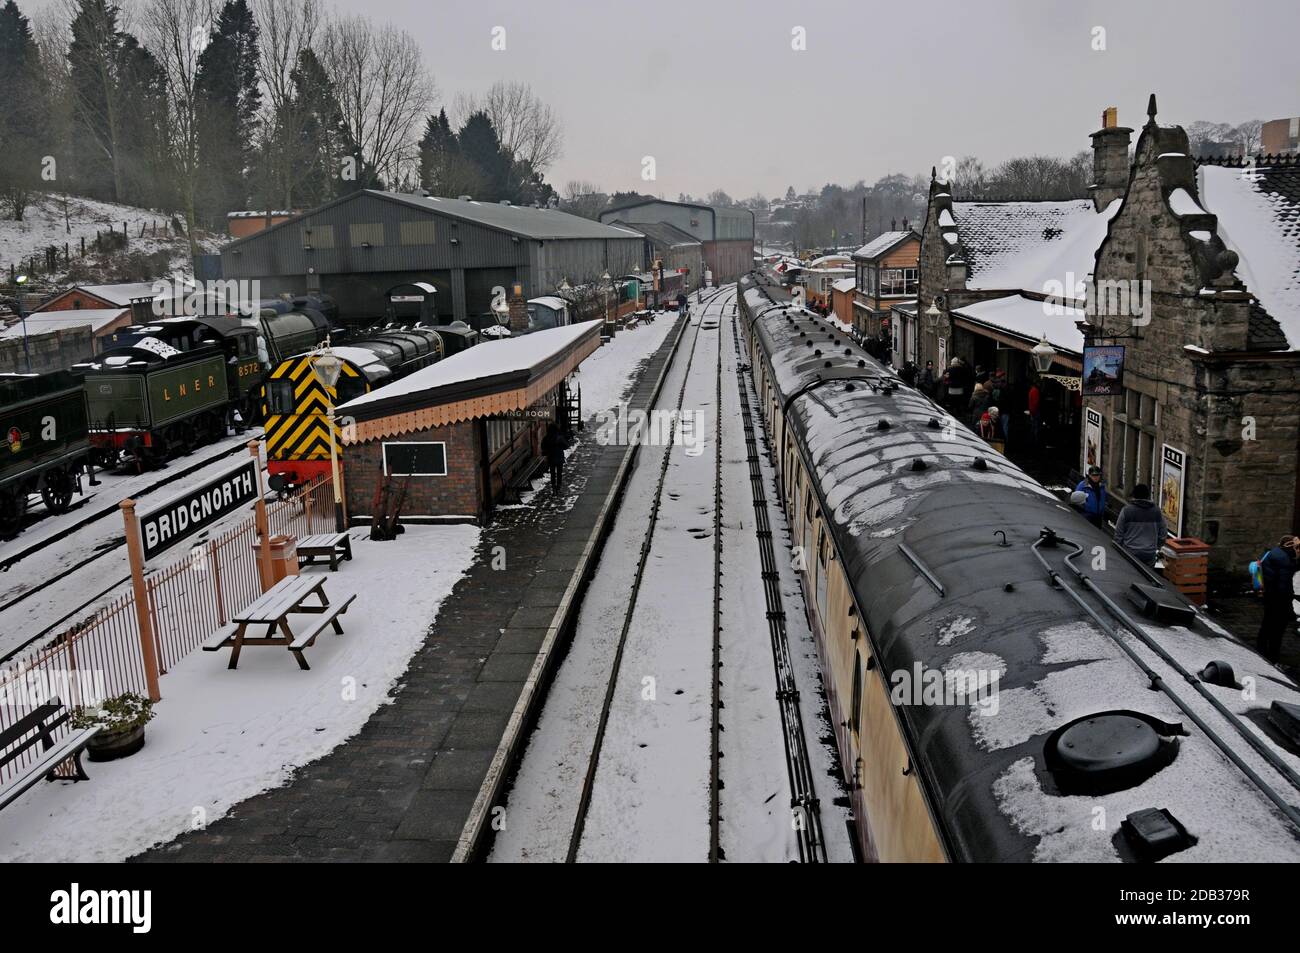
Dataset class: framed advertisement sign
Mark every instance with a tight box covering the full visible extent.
[1082,344,1125,396]
[1159,444,1186,537]
[1084,408,1103,473]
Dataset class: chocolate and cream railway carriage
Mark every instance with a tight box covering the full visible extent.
[736,271,1300,863]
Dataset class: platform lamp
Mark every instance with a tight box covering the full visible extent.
[310,338,346,532]
[601,270,613,327]
[14,274,29,372]
[1031,334,1057,374]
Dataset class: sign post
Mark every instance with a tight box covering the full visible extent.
[120,499,162,703]
[250,440,274,591]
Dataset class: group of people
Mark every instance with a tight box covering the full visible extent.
[1074,465,1298,665]
[902,356,1040,450]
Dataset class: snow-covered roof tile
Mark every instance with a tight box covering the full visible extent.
[853,230,915,260]
[951,199,1119,293]
[1198,164,1300,348]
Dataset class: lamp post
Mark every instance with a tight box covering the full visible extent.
[310,338,346,532]
[15,274,29,372]
[601,270,613,334]
[1031,334,1056,374]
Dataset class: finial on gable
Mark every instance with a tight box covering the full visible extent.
[1147,93,1158,124]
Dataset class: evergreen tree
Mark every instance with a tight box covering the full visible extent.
[418,109,457,193]
[0,0,44,220]
[114,34,171,209]
[457,111,509,201]
[194,0,262,226]
[67,0,126,201]
[285,47,358,207]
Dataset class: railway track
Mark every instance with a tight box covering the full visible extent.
[565,286,731,862]
[728,306,828,862]
[0,433,262,661]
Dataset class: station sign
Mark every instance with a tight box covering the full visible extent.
[136,459,259,560]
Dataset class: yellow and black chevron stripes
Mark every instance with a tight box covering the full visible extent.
[263,354,366,463]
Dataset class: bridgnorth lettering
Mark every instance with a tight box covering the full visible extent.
[139,463,258,560]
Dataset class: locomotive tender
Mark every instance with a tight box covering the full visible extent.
[737,271,1300,863]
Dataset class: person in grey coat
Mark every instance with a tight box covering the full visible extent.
[1113,483,1167,566]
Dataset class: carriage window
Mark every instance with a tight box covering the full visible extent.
[851,649,863,733]
[266,380,295,414]
[815,529,829,623]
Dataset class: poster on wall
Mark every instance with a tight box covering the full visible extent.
[1082,345,1125,396]
[1159,444,1186,538]
[1084,408,1103,473]
[937,336,947,373]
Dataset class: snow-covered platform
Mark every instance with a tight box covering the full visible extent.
[132,313,689,863]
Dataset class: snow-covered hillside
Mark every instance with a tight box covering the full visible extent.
[0,193,223,288]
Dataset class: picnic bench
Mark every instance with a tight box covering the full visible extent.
[296,532,353,571]
[203,574,356,670]
[0,697,99,813]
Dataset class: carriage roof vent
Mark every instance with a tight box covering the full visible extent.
[845,383,856,392]
[824,360,832,368]
[927,417,941,429]
[1045,711,1183,794]
[910,458,927,471]
[1121,808,1195,861]
[972,457,988,471]
[844,348,852,356]
[857,359,866,368]
[1198,660,1236,688]
[1127,584,1197,626]
[877,419,891,430]
[814,349,822,356]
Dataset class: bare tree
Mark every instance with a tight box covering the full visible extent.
[468,81,563,173]
[320,14,435,186]
[1234,119,1264,154]
[561,179,607,220]
[143,0,214,261]
[252,0,320,209]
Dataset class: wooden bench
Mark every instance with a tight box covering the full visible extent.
[0,697,99,812]
[296,532,353,571]
[286,593,357,666]
[202,623,241,652]
[494,441,541,504]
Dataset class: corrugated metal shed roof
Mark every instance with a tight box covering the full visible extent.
[373,192,641,241]
[608,219,702,248]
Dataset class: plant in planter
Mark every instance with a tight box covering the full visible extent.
[73,692,155,762]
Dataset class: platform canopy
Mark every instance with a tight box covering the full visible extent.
[338,320,603,443]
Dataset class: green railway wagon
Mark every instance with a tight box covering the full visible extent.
[85,349,230,465]
[0,372,92,531]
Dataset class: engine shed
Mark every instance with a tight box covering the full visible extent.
[337,320,603,524]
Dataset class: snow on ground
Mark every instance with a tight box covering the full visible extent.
[570,312,677,418]
[715,295,804,860]
[575,299,722,862]
[0,193,220,287]
[0,523,479,863]
[487,316,694,862]
[0,433,265,658]
[719,298,856,862]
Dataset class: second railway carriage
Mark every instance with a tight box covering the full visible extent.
[263,327,454,490]
[736,271,1300,863]
[0,372,93,532]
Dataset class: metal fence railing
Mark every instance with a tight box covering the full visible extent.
[0,475,334,781]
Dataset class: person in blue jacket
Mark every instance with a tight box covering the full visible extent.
[1257,536,1300,663]
[1074,465,1107,529]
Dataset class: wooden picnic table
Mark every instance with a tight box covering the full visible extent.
[202,574,356,670]
[296,531,353,571]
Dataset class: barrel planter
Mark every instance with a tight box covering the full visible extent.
[86,724,146,762]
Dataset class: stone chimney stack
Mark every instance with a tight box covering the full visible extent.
[508,283,529,334]
[1089,106,1133,211]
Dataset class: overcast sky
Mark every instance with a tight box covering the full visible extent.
[396,0,1298,198]
[35,0,1299,199]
